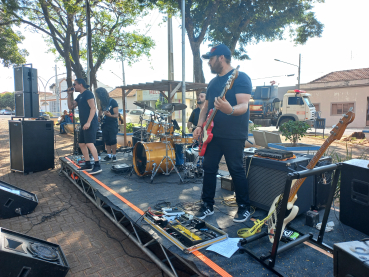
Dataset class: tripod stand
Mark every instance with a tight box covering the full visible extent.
[150,114,183,183]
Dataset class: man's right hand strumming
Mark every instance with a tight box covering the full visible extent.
[193,126,202,140]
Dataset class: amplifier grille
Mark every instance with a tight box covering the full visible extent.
[246,164,287,210]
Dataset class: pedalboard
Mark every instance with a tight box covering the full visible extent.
[144,208,227,253]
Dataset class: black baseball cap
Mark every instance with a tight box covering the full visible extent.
[202,44,231,59]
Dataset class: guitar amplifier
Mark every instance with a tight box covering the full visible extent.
[243,154,314,215]
[334,240,369,277]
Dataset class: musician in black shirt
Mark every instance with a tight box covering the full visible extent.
[96,87,119,162]
[187,91,206,132]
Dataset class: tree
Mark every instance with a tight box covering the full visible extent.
[0,0,28,66]
[2,0,155,92]
[0,92,15,110]
[143,0,324,83]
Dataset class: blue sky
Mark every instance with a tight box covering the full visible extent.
[1,0,368,92]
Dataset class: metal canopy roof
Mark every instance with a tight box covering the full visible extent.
[117,80,207,92]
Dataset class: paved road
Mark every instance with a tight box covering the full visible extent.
[0,118,164,277]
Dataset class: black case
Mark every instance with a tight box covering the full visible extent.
[244,154,313,215]
[340,159,369,235]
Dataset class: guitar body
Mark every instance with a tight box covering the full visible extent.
[267,187,299,243]
[199,109,214,157]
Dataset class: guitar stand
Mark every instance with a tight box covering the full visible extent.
[239,163,341,277]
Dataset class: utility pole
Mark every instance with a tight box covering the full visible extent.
[181,0,186,131]
[86,0,91,87]
[122,57,127,146]
[298,53,301,90]
[55,65,60,114]
[168,15,174,81]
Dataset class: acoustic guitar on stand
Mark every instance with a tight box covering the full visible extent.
[199,66,240,157]
[266,108,355,243]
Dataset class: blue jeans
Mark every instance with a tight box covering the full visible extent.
[60,122,67,133]
[201,137,249,206]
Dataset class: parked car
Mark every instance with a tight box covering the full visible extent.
[125,109,155,123]
[118,109,130,114]
[0,109,12,115]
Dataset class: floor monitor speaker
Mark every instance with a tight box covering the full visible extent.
[9,120,54,174]
[334,240,369,277]
[0,228,69,277]
[0,181,38,219]
[340,159,369,235]
[243,154,314,215]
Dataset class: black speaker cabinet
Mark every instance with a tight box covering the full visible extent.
[243,154,314,215]
[13,66,38,93]
[340,159,369,235]
[9,120,54,174]
[0,228,69,277]
[334,240,369,277]
[14,92,39,118]
[0,181,38,219]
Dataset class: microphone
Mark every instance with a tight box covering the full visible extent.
[62,88,74,92]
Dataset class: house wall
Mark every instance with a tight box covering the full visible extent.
[301,84,369,127]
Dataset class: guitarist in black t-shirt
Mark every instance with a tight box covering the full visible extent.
[96,87,119,162]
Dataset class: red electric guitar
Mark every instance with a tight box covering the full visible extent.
[199,66,240,157]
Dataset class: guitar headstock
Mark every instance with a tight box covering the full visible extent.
[329,108,355,141]
[224,65,240,91]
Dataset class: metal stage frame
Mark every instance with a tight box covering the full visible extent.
[60,159,203,277]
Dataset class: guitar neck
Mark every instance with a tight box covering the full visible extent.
[288,138,332,201]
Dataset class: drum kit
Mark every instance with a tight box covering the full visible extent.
[131,101,202,183]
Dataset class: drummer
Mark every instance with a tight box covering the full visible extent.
[187,91,206,132]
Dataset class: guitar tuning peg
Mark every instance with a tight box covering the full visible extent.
[343,114,348,118]
[339,120,343,124]
[330,131,336,135]
[334,125,339,129]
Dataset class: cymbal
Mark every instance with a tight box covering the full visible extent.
[160,103,187,111]
[155,110,171,117]
[133,101,154,111]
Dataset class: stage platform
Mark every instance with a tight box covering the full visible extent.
[59,152,367,277]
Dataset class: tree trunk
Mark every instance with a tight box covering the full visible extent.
[192,46,205,83]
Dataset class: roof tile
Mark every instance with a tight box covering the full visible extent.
[309,68,369,83]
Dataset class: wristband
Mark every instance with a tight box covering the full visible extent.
[196,126,203,129]
[227,106,234,116]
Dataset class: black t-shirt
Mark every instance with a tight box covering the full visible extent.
[102,98,119,127]
[189,107,201,127]
[206,70,252,139]
[75,90,99,126]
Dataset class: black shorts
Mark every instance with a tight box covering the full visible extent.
[102,125,118,146]
[79,124,98,144]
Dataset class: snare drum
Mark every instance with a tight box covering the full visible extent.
[156,123,174,136]
[133,142,175,176]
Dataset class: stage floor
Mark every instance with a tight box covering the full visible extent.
[59,152,367,276]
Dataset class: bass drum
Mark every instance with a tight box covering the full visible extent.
[133,142,175,176]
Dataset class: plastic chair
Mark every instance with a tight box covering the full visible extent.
[314,118,326,138]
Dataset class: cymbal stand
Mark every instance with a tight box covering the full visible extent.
[150,114,183,183]
[139,107,145,141]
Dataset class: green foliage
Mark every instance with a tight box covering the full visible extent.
[74,117,79,123]
[0,92,15,110]
[155,98,168,109]
[0,26,28,67]
[126,123,134,133]
[279,120,310,146]
[5,0,155,83]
